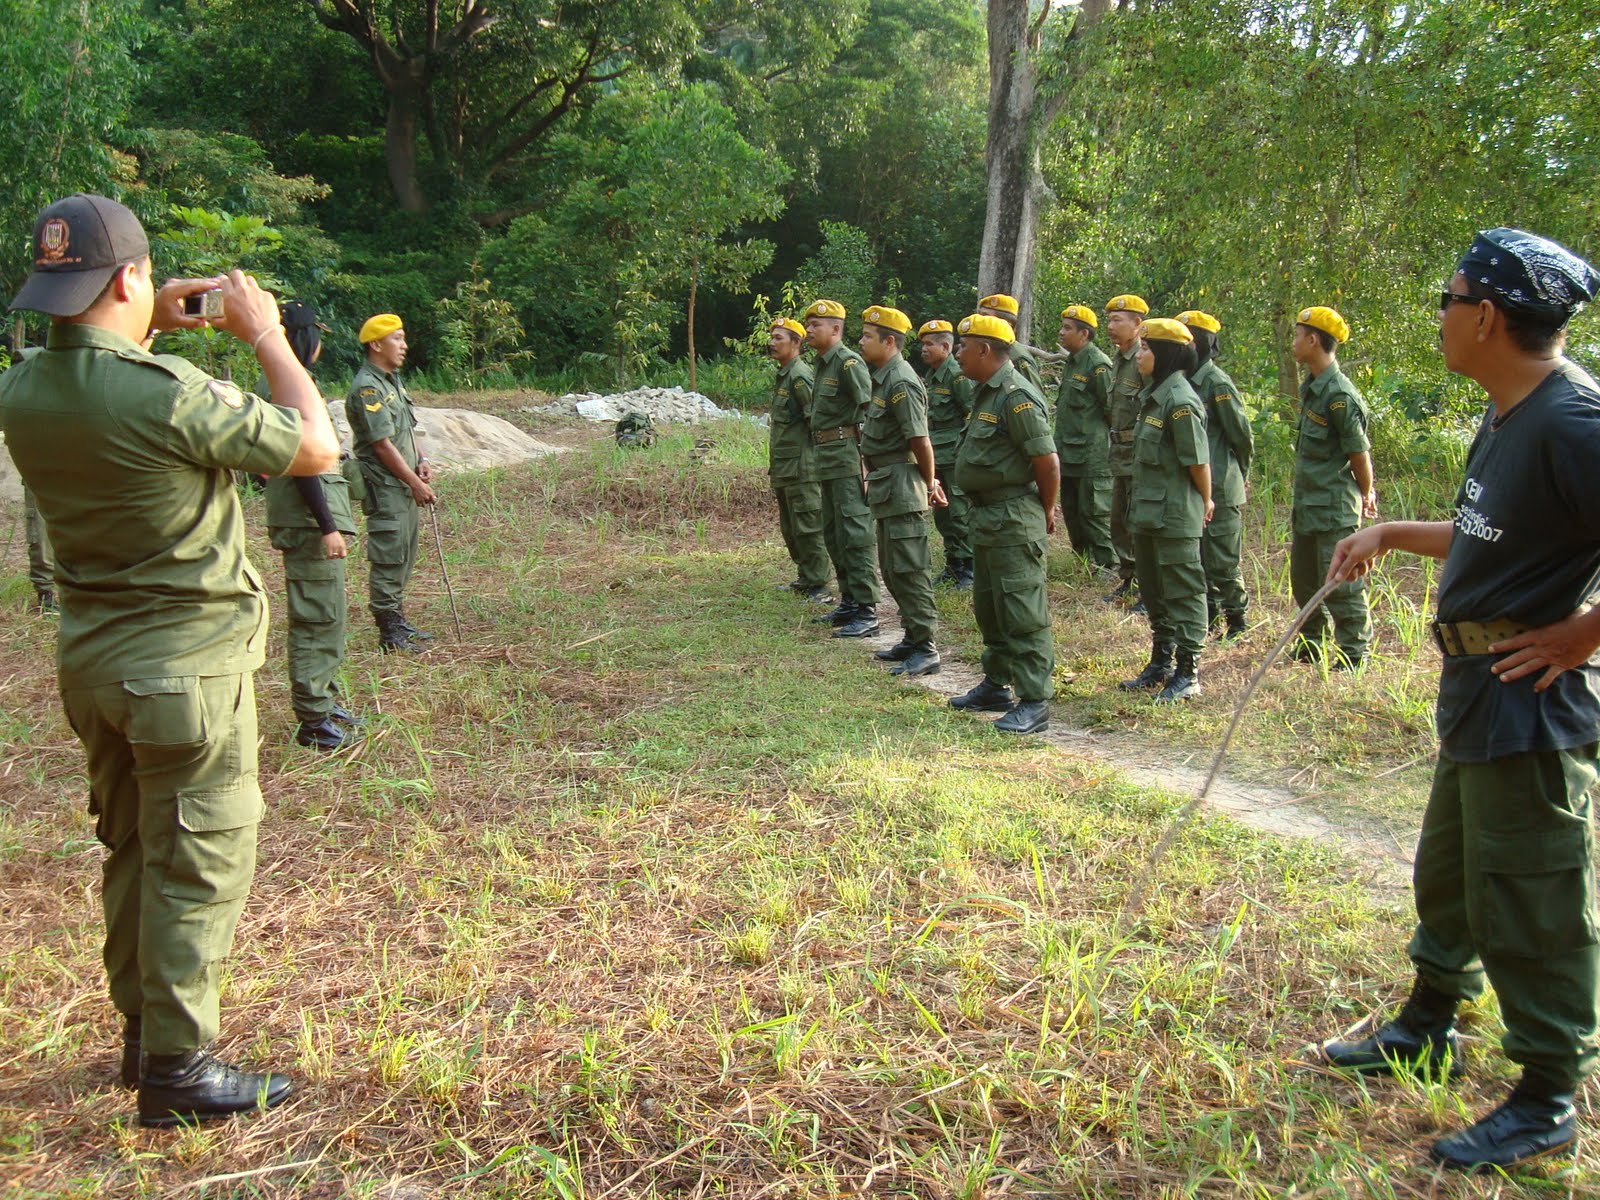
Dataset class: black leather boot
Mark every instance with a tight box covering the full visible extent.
[950,678,1015,712]
[138,1048,295,1128]
[35,587,57,614]
[1103,578,1134,605]
[798,585,833,605]
[1156,652,1201,702]
[891,643,941,677]
[329,704,365,728]
[833,605,880,638]
[933,562,959,587]
[398,607,434,642]
[1320,977,1461,1079]
[952,559,974,591]
[1222,611,1248,642]
[1121,641,1175,691]
[994,699,1049,734]
[874,639,915,662]
[296,716,351,751]
[121,1014,141,1089]
[375,609,424,654]
[1431,1074,1577,1171]
[813,599,856,626]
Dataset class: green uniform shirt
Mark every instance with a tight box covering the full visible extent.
[1191,359,1253,507]
[924,357,973,468]
[260,376,356,532]
[860,354,929,458]
[0,324,302,687]
[953,362,1054,497]
[1054,342,1114,475]
[809,341,872,480]
[1292,362,1370,531]
[1107,343,1143,474]
[1129,372,1209,537]
[1009,340,1046,395]
[768,357,817,487]
[346,361,420,481]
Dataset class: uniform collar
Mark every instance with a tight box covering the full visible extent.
[1303,361,1345,398]
[45,323,146,354]
[819,341,847,364]
[981,360,1018,393]
[1117,343,1139,363]
[869,352,903,384]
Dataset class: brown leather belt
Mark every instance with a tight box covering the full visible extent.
[1111,430,1136,444]
[813,425,858,444]
[864,451,917,469]
[1431,618,1531,657]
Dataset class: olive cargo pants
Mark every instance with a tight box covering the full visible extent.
[1409,747,1600,1088]
[61,673,263,1055]
[1290,526,1370,660]
[819,472,879,606]
[1202,502,1248,620]
[876,509,938,647]
[1110,472,1136,582]
[971,496,1054,701]
[773,480,830,591]
[1059,473,1115,569]
[24,487,53,592]
[274,527,351,723]
[1133,532,1208,657]
[364,480,419,616]
[931,464,971,564]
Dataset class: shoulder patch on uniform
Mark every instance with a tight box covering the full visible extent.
[1330,400,1347,411]
[1011,400,1035,415]
[889,386,906,405]
[1171,407,1193,420]
[207,379,244,410]
[357,385,379,400]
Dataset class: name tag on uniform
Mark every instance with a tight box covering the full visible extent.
[1307,410,1329,426]
[977,411,1000,424]
[1143,415,1164,429]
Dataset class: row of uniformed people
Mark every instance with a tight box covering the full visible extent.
[766,291,1376,714]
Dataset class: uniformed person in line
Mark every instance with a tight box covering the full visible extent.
[1052,305,1117,572]
[0,193,339,1125]
[1103,294,1150,606]
[918,320,974,589]
[347,314,436,653]
[263,301,362,751]
[1289,305,1375,668]
[802,299,879,638]
[1178,310,1254,640]
[947,314,1060,734]
[1119,319,1212,702]
[858,306,944,676]
[765,317,830,603]
[1319,229,1600,1172]
[976,293,1045,391]
[23,485,55,611]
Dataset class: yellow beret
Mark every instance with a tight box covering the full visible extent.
[1297,305,1350,344]
[1105,294,1150,315]
[359,313,404,344]
[861,305,912,335]
[956,313,1015,344]
[977,293,1020,315]
[1175,310,1221,334]
[917,320,953,337]
[1139,318,1194,344]
[770,317,805,339]
[1060,304,1099,329]
[804,299,846,320]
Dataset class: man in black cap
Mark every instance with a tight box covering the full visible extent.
[0,194,338,1127]
[1319,228,1600,1172]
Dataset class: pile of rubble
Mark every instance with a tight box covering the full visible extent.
[524,385,734,425]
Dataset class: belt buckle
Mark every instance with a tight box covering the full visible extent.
[1430,620,1462,656]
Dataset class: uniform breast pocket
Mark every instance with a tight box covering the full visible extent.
[1298,417,1335,456]
[1134,432,1163,465]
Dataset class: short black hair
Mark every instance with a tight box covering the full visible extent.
[865,324,904,350]
[1463,280,1567,355]
[1065,318,1096,340]
[1297,323,1337,354]
[961,334,1012,360]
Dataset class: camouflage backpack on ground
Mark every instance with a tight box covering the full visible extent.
[614,411,657,448]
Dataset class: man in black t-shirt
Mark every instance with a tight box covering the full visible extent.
[1316,229,1600,1172]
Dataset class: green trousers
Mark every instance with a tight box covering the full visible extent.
[365,484,419,616]
[23,487,53,592]
[972,532,1054,701]
[819,472,879,606]
[1133,532,1207,657]
[773,480,830,590]
[877,510,938,645]
[1060,473,1115,569]
[931,464,972,563]
[1290,526,1370,660]
[1202,502,1248,620]
[273,527,351,723]
[61,673,263,1055]
[1410,747,1600,1088]
[1110,472,1136,582]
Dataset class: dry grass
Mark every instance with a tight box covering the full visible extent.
[0,423,1592,1198]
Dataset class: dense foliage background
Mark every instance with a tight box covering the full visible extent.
[3,0,1595,422]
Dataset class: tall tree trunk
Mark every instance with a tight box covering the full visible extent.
[686,260,699,394]
[978,0,1040,341]
[386,78,429,214]
[1274,308,1301,400]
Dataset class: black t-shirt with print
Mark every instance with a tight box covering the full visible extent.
[1435,360,1600,761]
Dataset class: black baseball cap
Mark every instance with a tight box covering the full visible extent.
[280,299,331,333]
[9,193,150,317]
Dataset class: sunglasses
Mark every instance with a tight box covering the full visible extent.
[1438,290,1479,311]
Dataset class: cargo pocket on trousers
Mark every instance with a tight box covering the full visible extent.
[1156,539,1206,598]
[887,515,931,576]
[123,677,207,748]
[365,514,409,564]
[998,572,1050,636]
[162,784,264,903]
[1479,831,1600,956]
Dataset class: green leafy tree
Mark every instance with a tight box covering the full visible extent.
[154,205,284,381]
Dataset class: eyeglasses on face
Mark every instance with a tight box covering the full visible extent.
[1438,290,1479,311]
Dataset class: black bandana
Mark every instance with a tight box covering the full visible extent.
[1457,228,1599,323]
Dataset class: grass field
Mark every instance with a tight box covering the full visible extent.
[0,414,1591,1198]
